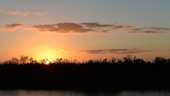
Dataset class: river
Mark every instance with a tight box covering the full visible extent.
[0,90,169,96]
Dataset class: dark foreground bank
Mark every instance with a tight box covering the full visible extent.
[0,63,170,92]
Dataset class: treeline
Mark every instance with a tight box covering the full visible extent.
[0,56,170,91]
[2,56,170,65]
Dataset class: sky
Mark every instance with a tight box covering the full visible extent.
[0,0,170,62]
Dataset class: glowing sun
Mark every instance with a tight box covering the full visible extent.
[33,46,64,63]
[44,60,50,65]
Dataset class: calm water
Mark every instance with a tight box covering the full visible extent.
[0,91,170,96]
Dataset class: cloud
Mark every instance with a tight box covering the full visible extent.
[133,27,170,33]
[112,25,132,29]
[81,22,113,28]
[33,24,58,32]
[1,22,170,34]
[81,22,132,29]
[33,22,133,33]
[8,10,46,17]
[0,23,36,33]
[56,23,92,32]
[85,48,150,54]
[33,23,93,33]
[0,8,46,17]
[5,23,24,28]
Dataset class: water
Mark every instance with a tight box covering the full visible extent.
[0,91,170,96]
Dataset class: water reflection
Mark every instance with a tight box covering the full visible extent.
[0,91,170,96]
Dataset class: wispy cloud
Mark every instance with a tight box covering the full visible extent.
[33,23,92,33]
[132,27,170,33]
[0,22,170,34]
[0,23,35,32]
[81,22,113,28]
[5,23,24,28]
[9,10,45,17]
[33,24,58,32]
[33,22,133,33]
[85,48,150,54]
[0,9,46,17]
[56,23,93,32]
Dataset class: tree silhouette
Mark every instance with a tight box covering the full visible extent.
[1,56,170,91]
[2,56,170,65]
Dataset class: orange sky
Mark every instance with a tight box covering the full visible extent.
[1,0,170,62]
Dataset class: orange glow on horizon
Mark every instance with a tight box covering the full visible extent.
[32,46,65,62]
[44,60,50,65]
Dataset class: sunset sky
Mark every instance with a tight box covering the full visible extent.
[0,0,170,62]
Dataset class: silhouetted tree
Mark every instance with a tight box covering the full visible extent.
[29,57,38,64]
[54,58,63,64]
[19,56,29,64]
[2,56,170,65]
[110,57,116,64]
[154,57,168,64]
[123,57,133,64]
[133,58,145,64]
[40,58,49,64]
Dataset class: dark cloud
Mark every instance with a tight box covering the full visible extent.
[33,22,133,33]
[3,22,170,34]
[6,23,23,28]
[34,23,92,33]
[81,22,113,28]
[85,48,150,54]
[81,22,132,29]
[33,24,58,32]
[56,23,92,32]
[133,27,170,33]
[112,25,132,29]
